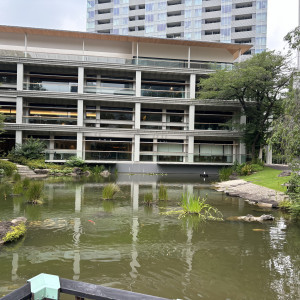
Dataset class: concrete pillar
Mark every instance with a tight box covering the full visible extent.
[188,136,194,163]
[132,183,139,211]
[266,145,272,164]
[135,102,141,129]
[239,115,246,163]
[189,105,195,131]
[16,97,23,124]
[77,132,83,159]
[190,74,196,99]
[134,135,140,162]
[162,109,167,130]
[78,67,84,94]
[17,63,23,91]
[15,131,22,146]
[77,99,84,127]
[49,133,55,160]
[153,138,157,162]
[136,70,141,97]
[96,104,101,127]
[232,142,237,163]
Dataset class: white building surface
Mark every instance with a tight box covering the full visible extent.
[0,25,253,173]
[87,0,267,57]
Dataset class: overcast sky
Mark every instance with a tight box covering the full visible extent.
[0,0,298,53]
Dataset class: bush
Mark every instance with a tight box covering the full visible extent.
[92,165,105,175]
[22,177,30,189]
[0,159,17,177]
[144,193,153,206]
[26,181,44,204]
[251,164,264,172]
[66,156,85,168]
[240,164,253,176]
[287,173,300,219]
[158,184,168,201]
[219,167,233,181]
[102,183,120,200]
[9,137,46,160]
[2,223,26,243]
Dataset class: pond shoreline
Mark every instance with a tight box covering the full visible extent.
[214,179,288,208]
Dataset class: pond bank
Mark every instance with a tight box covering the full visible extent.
[214,179,288,208]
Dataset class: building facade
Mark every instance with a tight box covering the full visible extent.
[0,26,252,173]
[87,0,267,57]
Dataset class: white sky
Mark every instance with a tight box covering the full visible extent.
[0,0,298,53]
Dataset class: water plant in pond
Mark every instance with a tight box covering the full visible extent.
[180,193,223,221]
[13,181,24,195]
[0,180,13,200]
[2,223,26,243]
[22,177,30,189]
[26,181,44,204]
[158,184,168,201]
[144,192,154,206]
[102,183,120,200]
[219,167,233,181]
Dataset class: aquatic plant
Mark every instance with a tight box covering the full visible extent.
[13,181,24,195]
[158,184,168,201]
[2,223,26,243]
[22,177,30,189]
[12,173,21,182]
[26,181,44,204]
[0,180,13,200]
[92,165,105,175]
[219,167,233,181]
[102,183,120,200]
[181,193,223,221]
[144,192,154,206]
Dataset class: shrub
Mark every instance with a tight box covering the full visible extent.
[158,184,168,201]
[26,181,44,204]
[12,173,21,182]
[2,223,26,243]
[66,156,85,168]
[22,177,30,189]
[144,192,153,206]
[287,173,300,219]
[240,164,253,176]
[9,137,46,160]
[92,165,105,175]
[0,180,13,200]
[219,167,233,181]
[102,183,120,200]
[251,164,264,172]
[13,181,24,194]
[0,159,17,177]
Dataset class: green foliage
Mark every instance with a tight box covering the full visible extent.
[240,164,253,176]
[66,156,85,168]
[144,192,154,206]
[181,193,223,220]
[198,51,291,159]
[2,223,26,243]
[0,159,17,177]
[284,26,300,49]
[0,180,13,200]
[251,164,264,172]
[48,167,73,175]
[286,173,300,219]
[26,181,44,203]
[13,181,24,194]
[102,183,120,200]
[219,167,233,181]
[22,177,30,189]
[158,184,168,201]
[9,137,46,160]
[91,165,105,175]
[12,173,21,182]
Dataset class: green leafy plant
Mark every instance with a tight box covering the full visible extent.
[2,223,26,243]
[22,177,30,189]
[158,184,168,201]
[102,183,120,200]
[144,192,154,206]
[0,159,17,177]
[13,181,24,195]
[26,181,44,204]
[66,156,85,168]
[219,167,233,181]
[92,165,105,175]
[12,172,21,182]
[0,180,13,200]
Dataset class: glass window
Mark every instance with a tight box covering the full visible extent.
[114,0,119,4]
[146,3,154,12]
[145,25,155,33]
[157,2,166,10]
[112,29,119,34]
[122,17,128,25]
[113,18,120,25]
[255,48,265,54]
[158,13,166,21]
[256,25,267,34]
[87,1,95,9]
[122,7,129,14]
[146,14,154,22]
[194,31,201,39]
[185,0,192,6]
[195,8,201,17]
[185,32,192,40]
[185,21,191,28]
[221,16,231,26]
[195,20,201,28]
[221,28,231,37]
[87,21,95,29]
[157,24,166,31]
[185,10,192,18]
[121,0,129,3]
[87,11,95,19]
[256,13,267,22]
[195,0,202,5]
[222,4,232,14]
[121,28,128,34]
[257,1,267,10]
[256,37,266,46]
[113,8,119,15]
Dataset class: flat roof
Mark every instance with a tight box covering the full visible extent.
[0,25,252,58]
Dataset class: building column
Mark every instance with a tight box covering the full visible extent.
[239,115,246,163]
[266,145,272,164]
[153,138,157,162]
[77,132,83,159]
[17,63,23,91]
[188,136,194,163]
[190,74,196,99]
[135,103,141,129]
[162,109,167,130]
[134,135,140,162]
[49,133,55,160]
[136,70,141,97]
[78,67,84,94]
[96,104,101,127]
[232,142,237,163]
[16,97,23,124]
[15,131,22,146]
[189,105,195,131]
[77,99,84,127]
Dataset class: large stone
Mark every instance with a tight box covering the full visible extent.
[100,170,111,177]
[236,214,275,222]
[34,169,50,175]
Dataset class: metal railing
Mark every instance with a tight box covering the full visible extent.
[23,82,78,93]
[0,276,167,300]
[84,85,135,96]
[141,89,187,98]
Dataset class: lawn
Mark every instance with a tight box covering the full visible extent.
[240,167,290,192]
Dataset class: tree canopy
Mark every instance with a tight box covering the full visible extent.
[284,26,300,50]
[197,51,292,159]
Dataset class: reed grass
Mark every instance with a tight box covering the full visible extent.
[26,181,44,204]
[158,184,168,201]
[102,183,120,200]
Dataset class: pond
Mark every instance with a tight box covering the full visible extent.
[0,174,299,300]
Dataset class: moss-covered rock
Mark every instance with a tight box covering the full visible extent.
[0,217,27,245]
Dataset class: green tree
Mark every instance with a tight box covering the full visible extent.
[10,137,46,160]
[197,51,291,159]
[284,26,300,49]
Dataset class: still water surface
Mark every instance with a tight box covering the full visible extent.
[0,174,299,300]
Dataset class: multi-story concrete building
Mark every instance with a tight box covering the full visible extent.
[0,25,254,173]
[87,0,267,56]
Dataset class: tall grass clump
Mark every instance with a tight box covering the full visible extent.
[22,177,30,189]
[181,193,223,221]
[0,180,13,200]
[26,181,44,204]
[144,192,154,206]
[219,167,233,181]
[158,184,168,201]
[102,183,120,200]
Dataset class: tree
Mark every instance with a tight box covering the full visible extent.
[284,26,300,49]
[197,51,292,159]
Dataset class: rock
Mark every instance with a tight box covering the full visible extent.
[34,169,50,175]
[236,214,275,222]
[100,170,111,177]
[83,170,91,177]
[257,202,273,208]
[278,171,292,177]
[11,217,27,224]
[73,167,82,175]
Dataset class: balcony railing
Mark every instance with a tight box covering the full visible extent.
[23,82,78,93]
[85,151,132,161]
[0,49,233,71]
[141,89,187,98]
[23,116,77,125]
[84,85,135,96]
[194,123,232,130]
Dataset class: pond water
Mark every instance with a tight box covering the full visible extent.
[0,174,299,300]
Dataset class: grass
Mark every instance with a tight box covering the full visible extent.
[144,192,154,206]
[240,167,290,192]
[158,184,168,201]
[26,181,44,204]
[102,183,120,200]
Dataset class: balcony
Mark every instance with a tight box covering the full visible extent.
[141,89,187,98]
[84,85,135,96]
[23,82,78,93]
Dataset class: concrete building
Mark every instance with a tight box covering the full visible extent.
[87,0,267,57]
[0,25,252,173]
